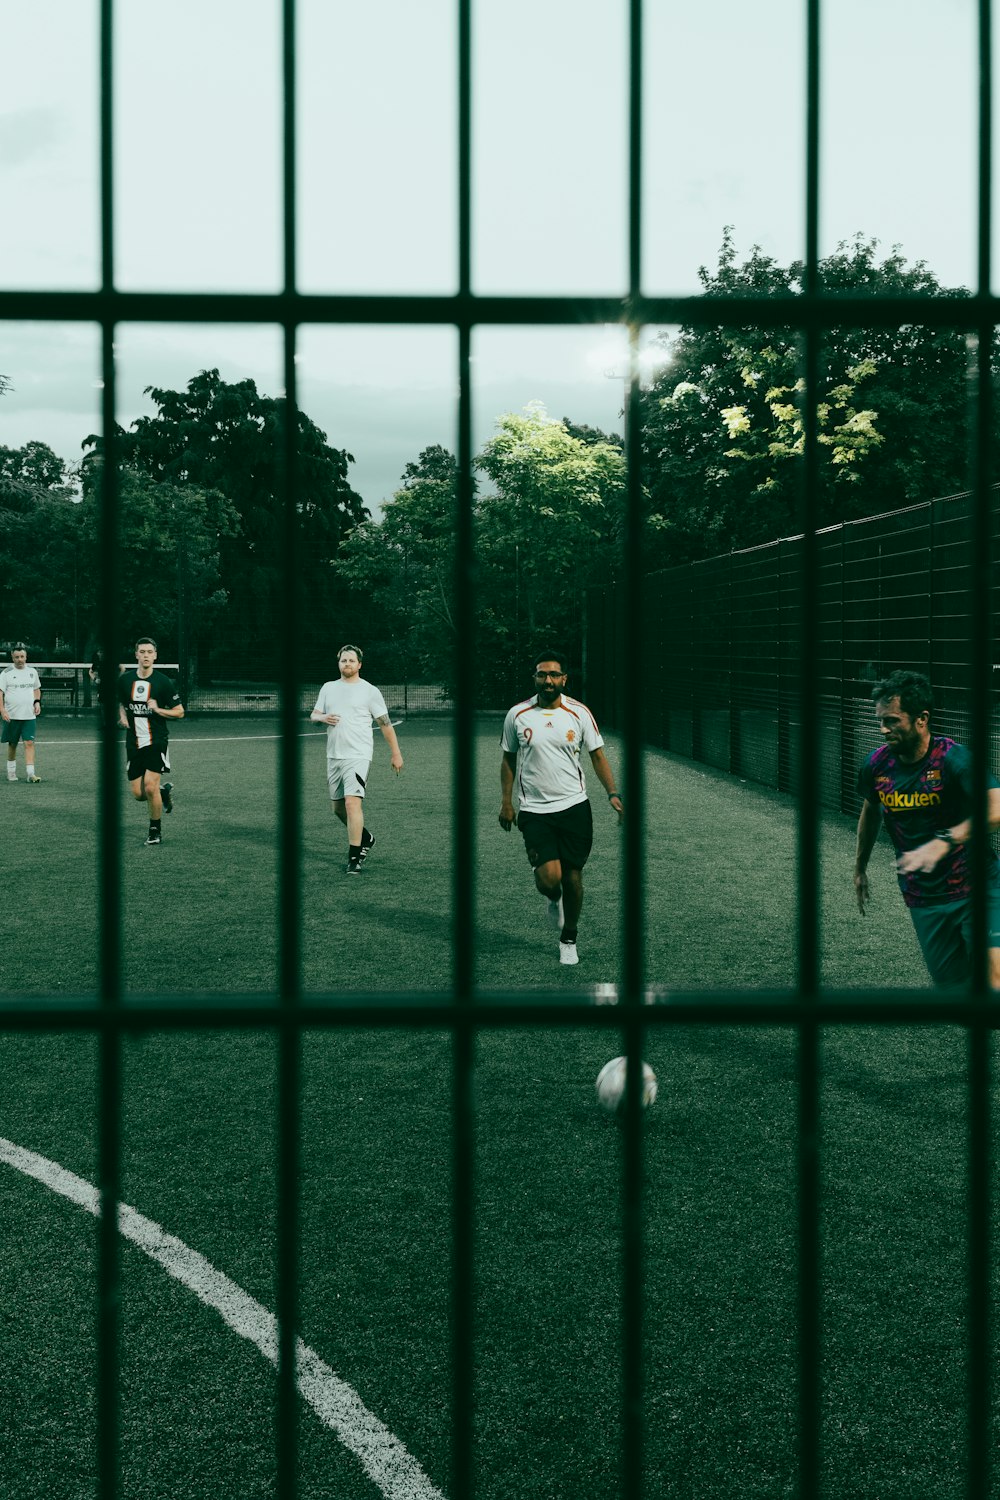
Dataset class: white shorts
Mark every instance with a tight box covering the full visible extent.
[327,759,371,800]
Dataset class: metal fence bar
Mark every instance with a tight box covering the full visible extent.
[452,2,476,1496]
[620,5,646,1497]
[8,288,1000,329]
[967,4,994,1491]
[96,2,122,1495]
[8,991,1000,1029]
[275,4,302,1490]
[796,6,823,1490]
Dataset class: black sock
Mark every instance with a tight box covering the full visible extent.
[349,844,362,861]
[149,819,161,834]
[361,828,373,848]
[561,928,577,945]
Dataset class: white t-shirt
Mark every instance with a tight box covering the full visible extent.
[313,677,389,761]
[0,665,41,720]
[500,694,604,813]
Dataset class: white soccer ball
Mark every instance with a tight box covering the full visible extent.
[595,1055,657,1114]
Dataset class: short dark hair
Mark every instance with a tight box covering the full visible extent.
[534,650,567,674]
[135,636,157,650]
[338,643,363,662]
[871,669,933,721]
[11,641,26,652]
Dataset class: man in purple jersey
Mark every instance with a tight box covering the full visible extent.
[854,669,1000,985]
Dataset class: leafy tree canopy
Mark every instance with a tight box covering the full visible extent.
[640,231,983,564]
[83,369,367,665]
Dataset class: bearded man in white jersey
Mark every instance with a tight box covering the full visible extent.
[499,652,623,965]
[310,644,404,874]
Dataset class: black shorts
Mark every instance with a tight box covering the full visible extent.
[517,800,594,871]
[127,744,170,782]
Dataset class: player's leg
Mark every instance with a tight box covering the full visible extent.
[144,770,163,819]
[343,765,371,873]
[519,811,563,934]
[533,857,563,901]
[344,796,364,844]
[561,867,584,930]
[961,880,1000,988]
[126,752,163,845]
[910,903,969,986]
[23,719,39,781]
[4,723,18,780]
[327,764,351,852]
[554,803,594,965]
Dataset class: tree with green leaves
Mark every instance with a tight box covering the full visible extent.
[639,232,987,564]
[84,369,366,674]
[0,443,82,652]
[476,404,625,682]
[76,459,240,688]
[335,444,460,684]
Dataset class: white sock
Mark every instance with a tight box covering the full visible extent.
[6,766,15,779]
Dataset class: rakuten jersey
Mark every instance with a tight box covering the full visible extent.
[0,665,40,719]
[118,669,182,751]
[857,735,999,907]
[312,677,389,761]
[500,694,604,813]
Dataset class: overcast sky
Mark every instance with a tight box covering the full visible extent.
[0,0,982,512]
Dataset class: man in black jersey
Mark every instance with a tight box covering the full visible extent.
[117,637,184,846]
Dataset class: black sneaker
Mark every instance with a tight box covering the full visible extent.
[144,830,162,846]
[346,856,363,875]
[358,831,376,863]
[161,781,173,813]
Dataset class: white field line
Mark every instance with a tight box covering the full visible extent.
[33,727,402,748]
[28,733,328,748]
[0,1137,446,1500]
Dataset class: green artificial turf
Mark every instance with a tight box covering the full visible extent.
[0,716,990,1498]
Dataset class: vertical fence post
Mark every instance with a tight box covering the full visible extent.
[275,4,302,1495]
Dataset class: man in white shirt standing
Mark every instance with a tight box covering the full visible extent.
[310,644,404,874]
[0,643,42,783]
[499,651,623,965]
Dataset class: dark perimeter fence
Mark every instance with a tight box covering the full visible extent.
[2,2,999,1499]
[586,485,1000,818]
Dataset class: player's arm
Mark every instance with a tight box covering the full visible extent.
[152,702,185,720]
[32,675,41,714]
[0,683,7,722]
[896,785,1000,876]
[374,714,403,774]
[854,797,881,913]
[589,746,623,822]
[499,750,517,831]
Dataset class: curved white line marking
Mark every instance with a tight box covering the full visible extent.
[0,1137,446,1500]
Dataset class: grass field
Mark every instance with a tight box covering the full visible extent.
[0,717,993,1498]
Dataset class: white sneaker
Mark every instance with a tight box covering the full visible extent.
[6,774,17,783]
[559,940,579,966]
[546,897,564,931]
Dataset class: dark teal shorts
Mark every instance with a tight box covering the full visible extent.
[2,718,36,745]
[908,878,1000,985]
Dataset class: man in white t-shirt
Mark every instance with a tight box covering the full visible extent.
[0,643,42,783]
[499,651,623,965]
[310,644,404,874]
